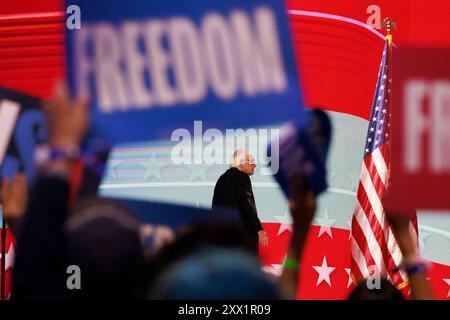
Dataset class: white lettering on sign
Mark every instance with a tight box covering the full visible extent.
[404,80,450,173]
[74,7,287,113]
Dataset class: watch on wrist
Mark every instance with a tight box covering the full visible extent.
[35,144,81,166]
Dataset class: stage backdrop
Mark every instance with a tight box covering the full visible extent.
[0,0,449,299]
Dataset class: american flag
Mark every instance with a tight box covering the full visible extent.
[350,38,418,289]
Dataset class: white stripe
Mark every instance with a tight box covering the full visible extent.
[387,227,405,264]
[360,163,388,233]
[0,100,20,165]
[327,187,356,196]
[420,225,450,238]
[372,148,388,186]
[101,181,358,197]
[100,181,280,189]
[351,237,370,279]
[360,163,405,281]
[354,204,387,274]
[387,233,408,280]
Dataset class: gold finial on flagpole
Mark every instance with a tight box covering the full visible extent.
[382,17,397,45]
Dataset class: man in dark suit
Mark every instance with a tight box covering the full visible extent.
[212,150,268,252]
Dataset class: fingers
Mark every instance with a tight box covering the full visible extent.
[1,174,27,199]
[53,80,69,107]
[13,173,27,198]
[259,231,269,247]
[1,178,10,199]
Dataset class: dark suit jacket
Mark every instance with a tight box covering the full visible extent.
[212,168,263,240]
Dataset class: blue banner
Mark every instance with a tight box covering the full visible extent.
[66,0,305,144]
[0,87,46,181]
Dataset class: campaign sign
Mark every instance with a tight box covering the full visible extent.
[386,48,450,212]
[66,0,305,144]
[0,87,110,196]
[268,109,332,197]
[0,88,46,181]
[114,197,241,253]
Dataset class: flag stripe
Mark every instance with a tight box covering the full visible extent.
[372,148,388,186]
[356,185,404,284]
[361,161,407,281]
[352,210,381,273]
[351,237,371,278]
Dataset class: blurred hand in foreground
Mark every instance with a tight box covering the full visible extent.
[1,173,28,221]
[43,82,89,149]
[279,172,317,299]
[385,202,434,300]
[258,230,269,247]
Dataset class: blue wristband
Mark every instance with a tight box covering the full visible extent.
[406,262,429,276]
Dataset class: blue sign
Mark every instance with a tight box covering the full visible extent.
[119,198,240,229]
[0,87,110,193]
[66,0,305,144]
[113,197,241,253]
[268,109,332,196]
[0,87,46,181]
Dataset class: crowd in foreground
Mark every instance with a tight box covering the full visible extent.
[0,83,434,300]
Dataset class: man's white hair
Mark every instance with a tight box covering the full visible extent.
[229,149,252,168]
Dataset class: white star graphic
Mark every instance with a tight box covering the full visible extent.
[347,169,359,191]
[377,96,382,101]
[329,169,340,186]
[262,264,284,277]
[315,208,336,239]
[443,279,450,298]
[383,74,387,79]
[312,256,336,287]
[382,109,387,114]
[365,148,370,153]
[370,127,375,132]
[274,207,293,236]
[0,243,15,271]
[140,153,164,182]
[372,117,376,122]
[367,137,372,143]
[418,231,431,251]
[380,119,384,124]
[106,161,123,181]
[189,164,208,182]
[345,268,353,288]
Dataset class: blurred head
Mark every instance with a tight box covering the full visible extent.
[146,219,255,287]
[65,197,146,299]
[308,108,332,163]
[149,247,280,300]
[229,149,256,176]
[348,278,405,300]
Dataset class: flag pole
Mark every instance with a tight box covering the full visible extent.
[382,17,396,45]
